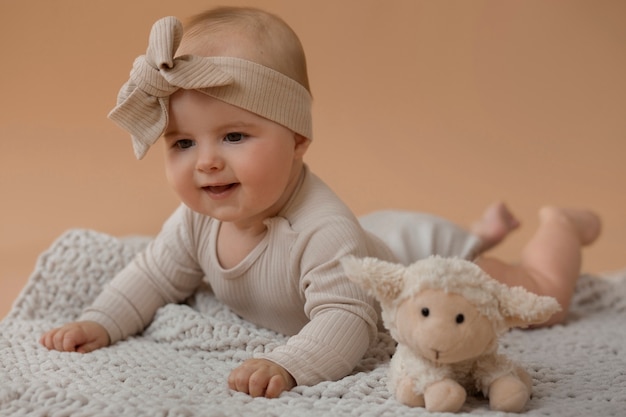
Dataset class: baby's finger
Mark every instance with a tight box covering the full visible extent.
[62,328,86,352]
[54,327,82,352]
[228,367,252,394]
[52,329,72,352]
[40,329,56,349]
[77,340,102,354]
[248,370,270,398]
[265,374,288,398]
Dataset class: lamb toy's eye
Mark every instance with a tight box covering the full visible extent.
[455,314,465,324]
[421,308,430,317]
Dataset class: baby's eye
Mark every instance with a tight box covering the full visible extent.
[224,132,246,143]
[174,139,195,149]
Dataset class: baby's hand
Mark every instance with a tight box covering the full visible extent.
[228,358,296,398]
[40,321,110,353]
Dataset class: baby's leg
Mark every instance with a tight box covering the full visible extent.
[476,207,601,326]
[360,211,481,265]
[360,201,519,265]
[470,201,520,254]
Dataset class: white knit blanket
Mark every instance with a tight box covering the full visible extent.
[1,229,625,416]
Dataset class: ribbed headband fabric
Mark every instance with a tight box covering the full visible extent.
[108,16,313,159]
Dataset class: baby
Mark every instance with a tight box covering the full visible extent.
[40,7,600,399]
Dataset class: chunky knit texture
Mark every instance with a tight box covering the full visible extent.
[1,229,625,416]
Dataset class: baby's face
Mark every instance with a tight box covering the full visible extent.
[163,89,308,228]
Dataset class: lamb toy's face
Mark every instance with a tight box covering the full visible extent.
[395,288,497,364]
[341,255,562,356]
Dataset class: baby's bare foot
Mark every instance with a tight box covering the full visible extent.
[539,206,601,246]
[471,202,521,252]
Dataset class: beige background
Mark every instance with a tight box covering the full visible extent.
[1,0,625,318]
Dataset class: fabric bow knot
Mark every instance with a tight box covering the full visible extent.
[108,16,234,159]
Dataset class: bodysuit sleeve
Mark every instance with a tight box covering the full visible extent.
[79,205,205,343]
[255,217,382,386]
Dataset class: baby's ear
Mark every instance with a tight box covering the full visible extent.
[498,286,562,328]
[293,134,311,158]
[341,256,405,302]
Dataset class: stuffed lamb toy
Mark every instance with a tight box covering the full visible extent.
[342,255,561,413]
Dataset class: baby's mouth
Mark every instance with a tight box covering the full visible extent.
[203,184,237,194]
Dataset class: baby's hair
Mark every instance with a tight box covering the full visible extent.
[182,6,310,92]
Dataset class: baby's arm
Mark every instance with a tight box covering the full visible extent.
[40,206,204,352]
[237,219,381,397]
[40,321,110,353]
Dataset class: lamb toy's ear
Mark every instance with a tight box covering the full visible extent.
[498,285,562,328]
[341,256,406,303]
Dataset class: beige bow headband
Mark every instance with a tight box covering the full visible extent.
[108,16,313,159]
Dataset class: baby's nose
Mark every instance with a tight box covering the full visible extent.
[196,145,224,172]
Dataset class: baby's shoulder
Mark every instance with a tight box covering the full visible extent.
[287,170,359,228]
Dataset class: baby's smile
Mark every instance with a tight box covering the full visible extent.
[203,183,239,196]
